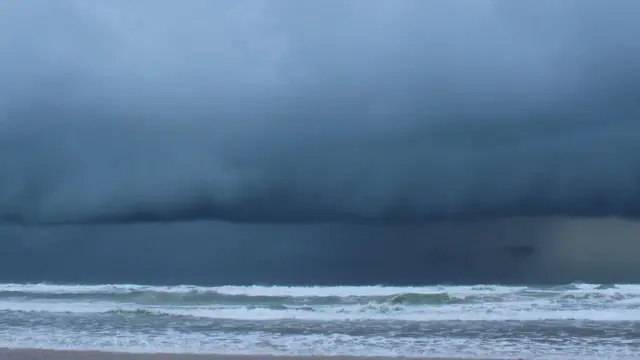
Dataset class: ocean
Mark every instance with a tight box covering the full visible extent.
[0,283,638,359]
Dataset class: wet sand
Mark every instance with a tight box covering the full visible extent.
[0,348,511,360]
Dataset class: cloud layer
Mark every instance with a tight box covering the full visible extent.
[1,0,640,225]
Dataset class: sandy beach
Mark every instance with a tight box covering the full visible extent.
[0,349,509,360]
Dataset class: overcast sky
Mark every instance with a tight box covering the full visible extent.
[1,0,640,225]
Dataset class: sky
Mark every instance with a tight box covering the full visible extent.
[1,0,640,225]
[1,0,640,284]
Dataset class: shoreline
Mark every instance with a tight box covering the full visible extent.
[0,348,511,360]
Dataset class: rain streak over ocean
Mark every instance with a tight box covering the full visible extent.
[0,283,638,359]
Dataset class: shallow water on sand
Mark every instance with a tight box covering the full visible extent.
[0,283,638,359]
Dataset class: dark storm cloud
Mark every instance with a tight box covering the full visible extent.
[1,0,640,225]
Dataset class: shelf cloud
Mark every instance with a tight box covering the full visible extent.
[1,0,640,225]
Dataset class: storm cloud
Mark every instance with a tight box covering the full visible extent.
[1,0,640,225]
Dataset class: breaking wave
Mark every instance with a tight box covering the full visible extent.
[1,283,639,321]
[2,283,638,358]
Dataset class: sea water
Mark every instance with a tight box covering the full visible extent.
[0,283,638,359]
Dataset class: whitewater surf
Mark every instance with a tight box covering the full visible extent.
[0,283,638,359]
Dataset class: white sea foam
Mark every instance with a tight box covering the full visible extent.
[1,299,639,322]
[0,283,529,296]
[0,328,635,360]
[0,283,638,358]
[1,283,640,321]
[2,282,639,296]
